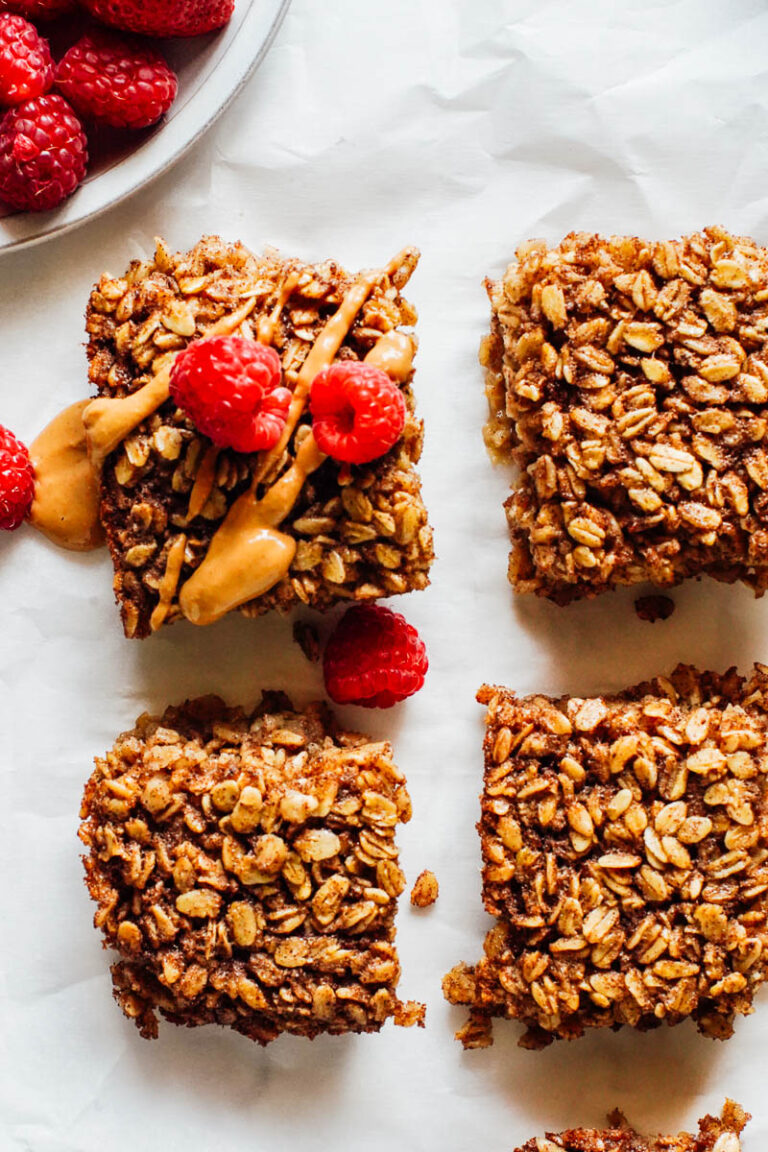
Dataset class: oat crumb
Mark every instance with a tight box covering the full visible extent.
[394,999,426,1028]
[410,869,439,907]
[634,594,675,622]
[293,619,321,662]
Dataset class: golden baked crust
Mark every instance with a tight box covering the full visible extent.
[482,228,768,602]
[444,665,768,1048]
[80,692,424,1043]
[86,237,434,637]
[513,1101,748,1152]
[410,869,439,907]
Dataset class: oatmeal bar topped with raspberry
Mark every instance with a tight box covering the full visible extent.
[482,228,768,603]
[444,664,768,1049]
[80,692,424,1043]
[514,1101,748,1152]
[86,236,433,638]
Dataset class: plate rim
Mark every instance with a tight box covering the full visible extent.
[0,0,292,256]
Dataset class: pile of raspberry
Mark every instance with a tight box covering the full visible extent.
[0,0,235,212]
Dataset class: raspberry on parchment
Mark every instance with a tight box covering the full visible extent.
[323,605,428,708]
[0,423,34,530]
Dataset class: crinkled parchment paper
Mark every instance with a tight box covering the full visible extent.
[2,0,768,1148]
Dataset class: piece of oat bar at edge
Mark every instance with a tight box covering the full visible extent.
[80,692,424,1043]
[513,1100,748,1152]
[443,664,768,1048]
[86,237,433,637]
[482,227,768,603]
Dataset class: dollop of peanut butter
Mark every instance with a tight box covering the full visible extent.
[364,330,415,382]
[29,400,105,551]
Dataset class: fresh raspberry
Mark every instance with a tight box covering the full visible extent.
[323,605,428,709]
[0,0,78,18]
[0,424,34,530]
[56,32,177,130]
[0,14,54,107]
[310,362,406,465]
[169,336,292,454]
[0,93,87,210]
[79,0,234,37]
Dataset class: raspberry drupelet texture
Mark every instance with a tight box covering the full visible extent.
[56,32,178,130]
[323,605,428,708]
[79,0,235,37]
[0,14,54,107]
[310,362,407,465]
[0,0,78,18]
[0,92,87,210]
[169,335,292,454]
[0,424,34,530]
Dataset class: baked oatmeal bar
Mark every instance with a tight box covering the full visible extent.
[443,665,768,1048]
[482,228,768,602]
[85,237,433,638]
[514,1101,748,1152]
[80,692,424,1043]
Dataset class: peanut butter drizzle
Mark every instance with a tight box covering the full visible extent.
[186,445,220,522]
[83,297,258,467]
[177,253,411,626]
[149,534,187,632]
[254,248,411,489]
[28,400,105,551]
[257,269,301,345]
[85,361,174,469]
[178,432,325,626]
[363,329,415,382]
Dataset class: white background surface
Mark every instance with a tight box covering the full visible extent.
[2,1,768,1149]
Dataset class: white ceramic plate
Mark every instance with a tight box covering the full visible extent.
[0,0,291,254]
